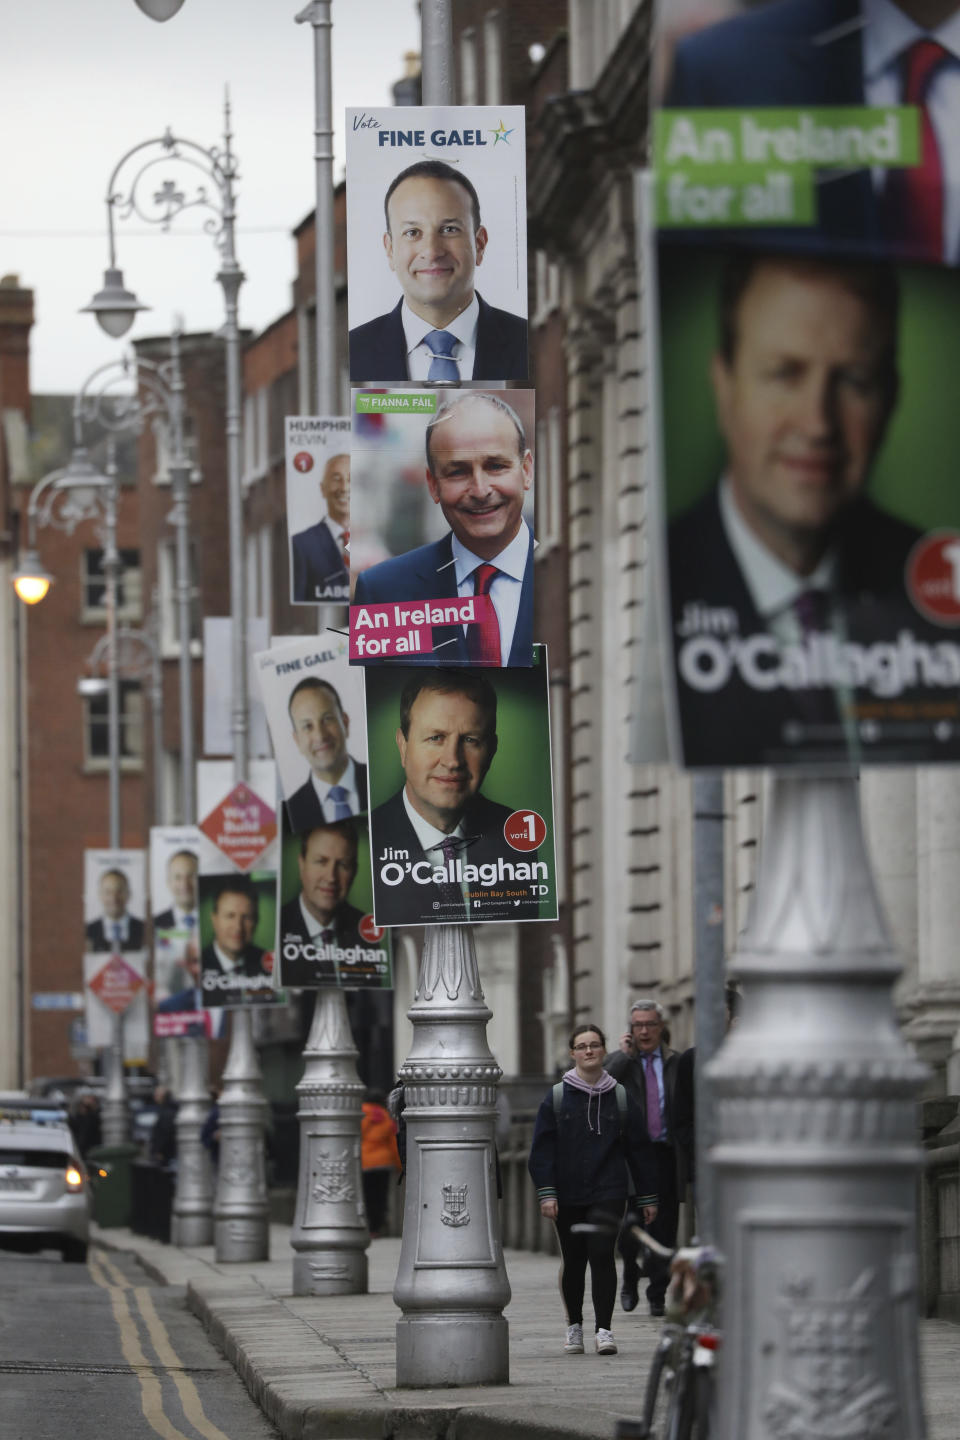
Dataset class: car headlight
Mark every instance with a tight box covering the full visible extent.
[65,1165,83,1191]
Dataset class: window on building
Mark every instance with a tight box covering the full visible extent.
[269,370,298,463]
[533,251,561,326]
[484,11,503,104]
[83,680,144,769]
[81,548,142,623]
[245,524,273,630]
[157,538,202,657]
[242,387,269,487]
[460,27,479,103]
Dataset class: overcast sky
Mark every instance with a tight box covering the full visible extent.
[2,0,421,394]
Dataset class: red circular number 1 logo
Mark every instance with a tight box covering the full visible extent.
[503,810,547,852]
[293,450,314,473]
[907,532,960,625]
[358,914,386,943]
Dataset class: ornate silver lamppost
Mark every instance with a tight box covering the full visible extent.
[75,338,195,821]
[286,0,370,1295]
[392,1,511,1384]
[82,617,164,842]
[84,106,268,1263]
[393,924,511,1385]
[710,775,928,1440]
[290,991,368,1293]
[172,1031,215,1247]
[13,441,127,1141]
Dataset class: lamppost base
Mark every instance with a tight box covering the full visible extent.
[171,1213,214,1248]
[292,1247,368,1296]
[214,1214,269,1263]
[396,1314,509,1388]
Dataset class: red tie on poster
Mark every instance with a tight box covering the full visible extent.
[466,563,501,666]
[883,39,951,262]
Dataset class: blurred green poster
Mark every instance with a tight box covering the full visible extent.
[656,240,960,767]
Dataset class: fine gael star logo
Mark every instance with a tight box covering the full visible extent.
[489,118,514,145]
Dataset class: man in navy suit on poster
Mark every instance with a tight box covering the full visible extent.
[663,0,960,264]
[353,391,534,667]
[349,160,528,383]
[666,248,933,767]
[369,669,541,926]
[86,869,145,952]
[291,451,350,603]
[285,676,368,832]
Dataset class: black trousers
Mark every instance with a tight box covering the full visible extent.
[556,1203,619,1332]
[622,1143,679,1306]
[362,1169,392,1234]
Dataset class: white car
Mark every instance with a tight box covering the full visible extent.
[0,1107,91,1262]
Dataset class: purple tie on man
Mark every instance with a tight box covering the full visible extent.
[603,999,679,1318]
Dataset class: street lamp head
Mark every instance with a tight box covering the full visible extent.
[81,267,150,339]
[12,552,54,605]
[133,0,186,17]
[77,675,109,698]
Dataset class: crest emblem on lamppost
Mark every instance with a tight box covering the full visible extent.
[440,1182,470,1227]
[311,1148,355,1203]
[762,1270,898,1439]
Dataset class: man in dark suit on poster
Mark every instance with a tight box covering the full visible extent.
[369,668,541,925]
[86,869,145,952]
[152,849,199,933]
[278,821,366,985]
[200,876,273,1005]
[353,391,534,667]
[666,249,931,766]
[664,0,960,264]
[285,677,368,832]
[291,451,350,603]
[349,160,528,382]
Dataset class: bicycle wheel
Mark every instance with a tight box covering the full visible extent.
[663,1348,695,1440]
[635,1336,675,1438]
[692,1365,713,1440]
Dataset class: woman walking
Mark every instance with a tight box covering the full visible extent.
[529,1023,658,1356]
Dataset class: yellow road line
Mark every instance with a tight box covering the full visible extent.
[88,1249,194,1440]
[134,1286,234,1440]
[94,1248,234,1440]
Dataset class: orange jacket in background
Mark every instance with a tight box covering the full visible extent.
[361,1102,400,1172]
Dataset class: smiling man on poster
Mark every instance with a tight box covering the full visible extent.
[369,668,546,925]
[278,822,366,983]
[664,248,947,766]
[200,875,274,1005]
[291,451,350,603]
[285,676,368,831]
[349,159,528,382]
[86,869,145,953]
[353,391,534,666]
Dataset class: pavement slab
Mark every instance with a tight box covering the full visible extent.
[93,1222,960,1440]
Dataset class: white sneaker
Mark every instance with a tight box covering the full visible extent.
[595,1328,618,1355]
[563,1323,584,1354]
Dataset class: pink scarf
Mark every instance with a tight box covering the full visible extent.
[562,1066,616,1134]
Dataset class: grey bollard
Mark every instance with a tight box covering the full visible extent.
[394,922,511,1387]
[101,1012,129,1146]
[710,774,928,1440]
[290,987,369,1295]
[171,1034,214,1247]
[214,1008,270,1262]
